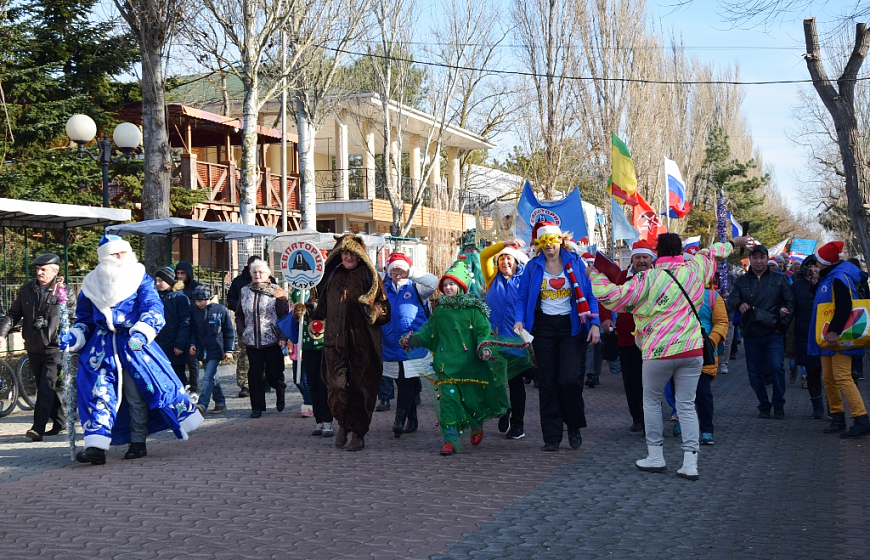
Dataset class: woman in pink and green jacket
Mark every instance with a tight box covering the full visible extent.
[589,233,749,481]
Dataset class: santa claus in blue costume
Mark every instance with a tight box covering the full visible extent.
[61,235,204,465]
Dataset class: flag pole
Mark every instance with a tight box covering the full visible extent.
[663,157,670,232]
[610,196,616,259]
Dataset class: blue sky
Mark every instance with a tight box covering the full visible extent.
[649,1,820,212]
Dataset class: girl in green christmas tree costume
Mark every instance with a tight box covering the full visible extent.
[401,257,514,455]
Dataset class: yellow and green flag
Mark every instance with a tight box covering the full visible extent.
[609,133,638,206]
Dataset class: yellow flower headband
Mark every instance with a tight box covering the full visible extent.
[534,233,563,249]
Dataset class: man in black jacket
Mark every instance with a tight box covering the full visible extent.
[730,244,795,419]
[0,253,72,440]
[176,261,201,392]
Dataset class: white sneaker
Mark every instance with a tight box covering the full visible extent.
[321,421,335,437]
[311,422,324,436]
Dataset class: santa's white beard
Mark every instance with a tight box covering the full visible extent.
[96,252,139,290]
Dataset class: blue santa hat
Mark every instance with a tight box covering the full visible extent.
[97,234,134,261]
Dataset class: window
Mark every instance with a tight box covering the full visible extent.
[317,219,336,233]
[349,221,369,233]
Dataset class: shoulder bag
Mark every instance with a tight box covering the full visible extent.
[663,269,715,366]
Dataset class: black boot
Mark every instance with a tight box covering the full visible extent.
[75,447,106,465]
[393,409,408,438]
[276,386,286,412]
[404,406,418,434]
[124,442,148,460]
[840,414,870,439]
[824,412,847,433]
[809,396,825,419]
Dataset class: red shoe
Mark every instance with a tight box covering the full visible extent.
[440,442,455,455]
[470,429,483,446]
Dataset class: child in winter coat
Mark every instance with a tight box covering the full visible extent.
[401,257,509,455]
[189,285,235,414]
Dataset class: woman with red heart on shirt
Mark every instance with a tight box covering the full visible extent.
[513,221,601,452]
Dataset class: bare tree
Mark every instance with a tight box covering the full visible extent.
[287,1,371,230]
[803,17,870,265]
[511,0,581,199]
[113,0,183,273]
[181,0,307,250]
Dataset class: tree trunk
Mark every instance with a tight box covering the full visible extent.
[238,72,260,262]
[804,18,870,266]
[296,99,318,230]
[139,28,170,275]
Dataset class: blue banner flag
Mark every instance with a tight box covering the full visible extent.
[790,238,818,256]
[516,180,589,242]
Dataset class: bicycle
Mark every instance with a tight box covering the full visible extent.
[0,359,17,417]
[0,355,38,417]
[16,354,36,409]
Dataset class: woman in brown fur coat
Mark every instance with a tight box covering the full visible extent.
[310,234,390,451]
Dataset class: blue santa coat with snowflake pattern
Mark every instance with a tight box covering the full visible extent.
[73,271,202,447]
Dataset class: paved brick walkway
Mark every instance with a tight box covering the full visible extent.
[1,358,868,559]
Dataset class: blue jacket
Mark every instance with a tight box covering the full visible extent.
[381,277,433,362]
[155,285,190,366]
[809,260,865,357]
[189,302,235,362]
[515,249,600,337]
[486,264,524,337]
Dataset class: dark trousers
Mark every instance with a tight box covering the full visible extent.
[186,353,200,390]
[531,314,588,444]
[171,363,188,386]
[744,332,786,412]
[29,351,64,435]
[304,350,332,423]
[696,372,714,433]
[806,359,823,399]
[507,373,528,425]
[618,344,644,425]
[378,376,395,401]
[395,363,416,411]
[246,345,286,412]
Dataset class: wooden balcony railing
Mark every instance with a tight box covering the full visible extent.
[177,154,299,210]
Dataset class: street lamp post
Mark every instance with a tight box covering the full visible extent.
[65,114,142,208]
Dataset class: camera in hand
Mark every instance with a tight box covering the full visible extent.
[32,316,47,330]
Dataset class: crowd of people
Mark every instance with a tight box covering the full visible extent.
[2,225,869,477]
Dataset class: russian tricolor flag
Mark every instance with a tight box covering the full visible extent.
[665,158,691,219]
[727,211,743,237]
[683,235,701,255]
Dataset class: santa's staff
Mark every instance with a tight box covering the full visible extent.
[57,278,77,461]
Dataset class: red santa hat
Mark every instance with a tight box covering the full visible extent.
[386,252,413,275]
[816,241,844,266]
[581,252,594,264]
[768,258,779,266]
[631,240,656,258]
[531,220,562,241]
[495,242,528,265]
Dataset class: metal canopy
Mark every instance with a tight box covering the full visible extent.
[0,198,132,229]
[105,218,276,241]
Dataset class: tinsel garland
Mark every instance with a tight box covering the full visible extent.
[56,281,77,461]
[476,339,534,363]
[435,294,491,318]
[716,194,730,297]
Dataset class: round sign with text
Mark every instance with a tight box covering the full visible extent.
[280,241,325,290]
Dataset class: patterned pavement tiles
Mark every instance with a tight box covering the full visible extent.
[1,356,868,559]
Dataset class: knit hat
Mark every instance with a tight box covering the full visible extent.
[439,257,471,294]
[386,252,413,275]
[495,242,528,266]
[630,240,656,258]
[191,285,212,301]
[816,241,844,266]
[97,234,133,261]
[155,266,175,285]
